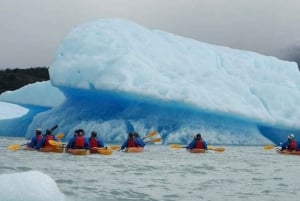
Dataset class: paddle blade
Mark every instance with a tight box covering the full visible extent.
[263,145,275,150]
[56,133,64,140]
[145,130,157,138]
[151,138,162,143]
[108,145,120,151]
[213,147,225,152]
[48,140,61,146]
[170,144,185,149]
[8,144,22,151]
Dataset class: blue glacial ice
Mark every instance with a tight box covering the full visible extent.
[1,18,300,145]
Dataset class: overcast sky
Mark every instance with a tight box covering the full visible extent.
[1,0,300,69]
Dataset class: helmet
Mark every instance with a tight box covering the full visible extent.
[288,133,294,139]
[196,133,201,138]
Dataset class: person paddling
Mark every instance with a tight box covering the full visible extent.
[27,128,43,150]
[280,134,297,151]
[36,129,58,149]
[66,129,90,150]
[187,133,207,150]
[89,131,105,153]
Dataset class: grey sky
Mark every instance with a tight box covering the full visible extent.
[1,0,300,69]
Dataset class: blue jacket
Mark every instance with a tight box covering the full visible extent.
[66,136,90,150]
[28,135,43,149]
[187,139,207,149]
[35,135,58,149]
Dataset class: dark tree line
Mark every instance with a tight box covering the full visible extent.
[0,67,49,94]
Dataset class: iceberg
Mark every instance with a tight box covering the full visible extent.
[1,18,300,144]
[0,171,66,201]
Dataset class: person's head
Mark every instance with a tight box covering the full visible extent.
[78,129,85,136]
[74,129,80,136]
[196,133,202,140]
[91,131,97,137]
[128,133,134,138]
[46,129,52,135]
[133,132,139,138]
[35,128,42,135]
[288,133,294,140]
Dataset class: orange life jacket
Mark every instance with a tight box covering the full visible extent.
[74,135,85,148]
[194,140,204,149]
[44,135,54,146]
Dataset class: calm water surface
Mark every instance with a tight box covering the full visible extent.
[1,137,300,201]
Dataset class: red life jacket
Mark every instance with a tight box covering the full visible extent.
[35,135,43,145]
[74,135,85,148]
[89,137,98,148]
[128,138,136,147]
[194,140,204,149]
[290,141,297,150]
[44,135,54,146]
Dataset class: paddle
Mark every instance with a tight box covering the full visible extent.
[8,133,64,151]
[207,146,225,152]
[145,138,162,143]
[170,144,225,152]
[142,130,157,140]
[263,145,275,150]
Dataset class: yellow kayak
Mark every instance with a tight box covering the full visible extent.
[276,148,300,155]
[186,148,207,153]
[125,147,144,153]
[67,149,90,155]
[90,147,113,155]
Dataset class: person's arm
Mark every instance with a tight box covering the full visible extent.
[66,137,74,150]
[187,140,195,149]
[35,137,45,150]
[135,138,145,147]
[27,137,36,148]
[120,139,128,150]
[203,141,208,150]
[84,138,90,150]
[97,138,104,147]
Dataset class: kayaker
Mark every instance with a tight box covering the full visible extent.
[66,129,90,150]
[187,133,207,150]
[27,128,43,149]
[89,131,105,153]
[36,129,58,149]
[133,132,145,147]
[120,133,137,151]
[280,134,297,151]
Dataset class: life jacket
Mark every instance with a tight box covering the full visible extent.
[44,135,54,146]
[74,135,85,148]
[290,141,297,150]
[35,135,43,145]
[194,140,204,149]
[89,137,98,148]
[128,138,136,147]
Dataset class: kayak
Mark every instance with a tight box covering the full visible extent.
[67,149,90,155]
[24,145,64,153]
[125,147,144,153]
[90,147,113,155]
[186,148,207,153]
[276,149,300,155]
[40,146,64,153]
